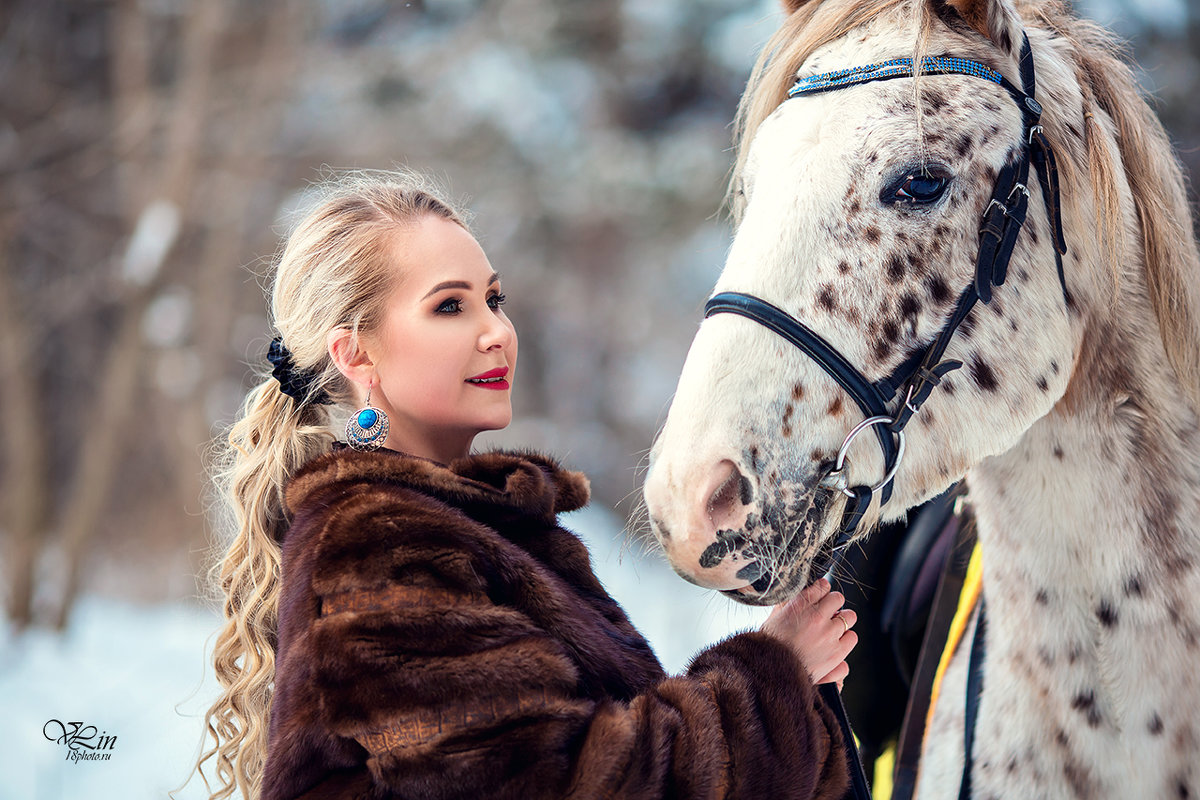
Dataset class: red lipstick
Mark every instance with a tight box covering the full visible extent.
[466,366,510,390]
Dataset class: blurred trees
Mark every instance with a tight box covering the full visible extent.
[1,0,307,628]
[0,0,1196,629]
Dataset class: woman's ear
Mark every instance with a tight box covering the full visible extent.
[327,327,375,393]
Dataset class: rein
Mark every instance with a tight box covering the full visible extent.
[705,34,1067,558]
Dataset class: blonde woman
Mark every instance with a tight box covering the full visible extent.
[196,171,859,800]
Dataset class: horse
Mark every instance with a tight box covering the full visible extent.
[642,0,1200,795]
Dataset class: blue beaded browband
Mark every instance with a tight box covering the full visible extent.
[789,55,1008,99]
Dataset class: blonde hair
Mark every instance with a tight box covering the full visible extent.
[192,170,468,800]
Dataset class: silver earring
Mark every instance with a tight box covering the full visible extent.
[346,387,389,451]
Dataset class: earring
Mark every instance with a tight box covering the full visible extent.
[346,387,389,451]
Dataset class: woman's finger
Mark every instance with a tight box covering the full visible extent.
[816,660,849,685]
[797,577,831,607]
[816,589,845,618]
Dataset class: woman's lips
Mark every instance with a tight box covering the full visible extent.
[466,366,510,390]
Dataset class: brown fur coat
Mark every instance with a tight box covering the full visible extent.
[261,447,849,800]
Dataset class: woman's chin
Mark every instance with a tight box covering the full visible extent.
[468,412,513,437]
[482,412,513,432]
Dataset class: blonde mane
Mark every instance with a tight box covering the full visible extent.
[730,0,1200,408]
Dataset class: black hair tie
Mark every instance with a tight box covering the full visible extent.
[267,337,333,406]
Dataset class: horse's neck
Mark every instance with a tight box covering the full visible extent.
[965,307,1200,703]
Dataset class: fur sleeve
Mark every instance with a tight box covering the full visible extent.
[306,592,847,800]
[270,489,847,800]
[562,631,850,800]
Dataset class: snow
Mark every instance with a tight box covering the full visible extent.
[0,600,223,800]
[0,504,767,799]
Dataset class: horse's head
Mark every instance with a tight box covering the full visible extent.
[644,0,1084,604]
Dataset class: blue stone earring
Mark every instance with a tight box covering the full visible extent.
[346,388,389,451]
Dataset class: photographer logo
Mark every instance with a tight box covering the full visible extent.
[43,719,117,763]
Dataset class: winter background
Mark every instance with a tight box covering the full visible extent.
[0,0,1195,797]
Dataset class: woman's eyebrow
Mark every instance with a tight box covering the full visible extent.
[420,272,501,300]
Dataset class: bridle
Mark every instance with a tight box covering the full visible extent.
[705,34,1068,561]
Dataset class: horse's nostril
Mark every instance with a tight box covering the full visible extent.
[739,473,753,506]
[707,460,753,526]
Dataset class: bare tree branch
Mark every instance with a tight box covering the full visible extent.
[0,216,51,629]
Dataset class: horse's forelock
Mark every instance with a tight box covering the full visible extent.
[728,0,1005,221]
[728,0,912,222]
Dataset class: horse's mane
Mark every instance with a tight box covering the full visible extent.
[1042,0,1200,408]
[730,0,1200,408]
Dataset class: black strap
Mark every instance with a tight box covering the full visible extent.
[887,289,975,433]
[975,158,1032,302]
[819,683,874,800]
[810,484,875,581]
[1029,127,1071,303]
[839,485,874,539]
[822,542,876,800]
[703,293,896,422]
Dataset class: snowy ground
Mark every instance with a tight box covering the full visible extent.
[0,503,768,799]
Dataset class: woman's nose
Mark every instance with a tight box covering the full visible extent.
[480,313,514,351]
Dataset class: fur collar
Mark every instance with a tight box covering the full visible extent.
[285,446,591,521]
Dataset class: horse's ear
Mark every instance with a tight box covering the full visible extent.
[932,0,1024,58]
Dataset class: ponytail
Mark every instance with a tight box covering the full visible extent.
[196,380,334,800]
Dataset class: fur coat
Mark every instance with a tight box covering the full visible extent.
[261,447,850,800]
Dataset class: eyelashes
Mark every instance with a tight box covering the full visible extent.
[435,292,506,315]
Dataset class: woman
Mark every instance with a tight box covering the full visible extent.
[196,171,858,800]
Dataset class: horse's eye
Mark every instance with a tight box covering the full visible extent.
[883,169,950,205]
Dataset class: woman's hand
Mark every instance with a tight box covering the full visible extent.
[760,578,857,686]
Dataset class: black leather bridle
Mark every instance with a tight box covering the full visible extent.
[705,34,1068,557]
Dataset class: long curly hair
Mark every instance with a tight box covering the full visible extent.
[191,169,469,800]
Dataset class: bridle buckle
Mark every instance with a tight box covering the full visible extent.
[903,384,921,416]
[1008,182,1031,202]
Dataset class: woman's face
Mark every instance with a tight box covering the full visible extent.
[366,214,518,462]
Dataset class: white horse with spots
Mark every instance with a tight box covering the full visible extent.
[644,0,1200,796]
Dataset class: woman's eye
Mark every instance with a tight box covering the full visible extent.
[488,292,507,309]
[883,170,950,205]
[436,298,462,314]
